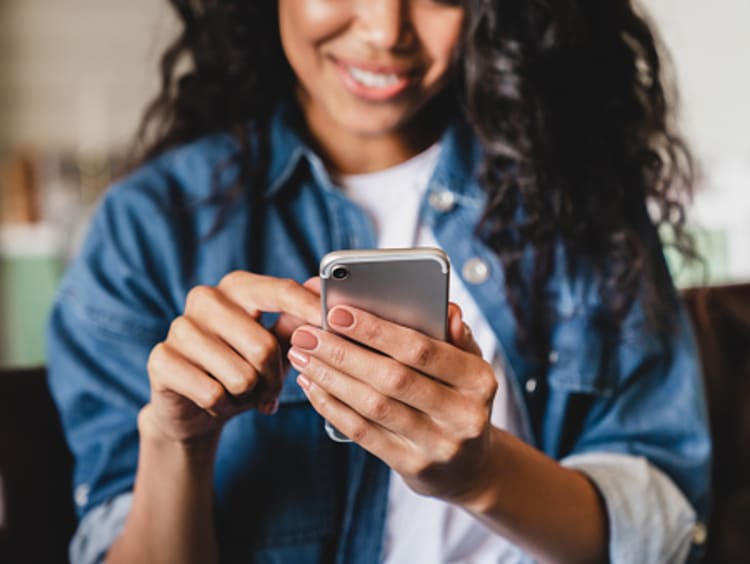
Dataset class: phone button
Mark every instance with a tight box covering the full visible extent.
[462,257,490,285]
[428,189,457,212]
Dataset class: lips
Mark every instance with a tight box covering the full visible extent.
[331,57,418,102]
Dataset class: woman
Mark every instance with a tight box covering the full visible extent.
[47,1,710,563]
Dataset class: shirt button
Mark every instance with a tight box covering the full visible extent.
[428,190,456,212]
[462,258,490,285]
[692,522,707,545]
[525,378,538,393]
[74,483,90,508]
[548,350,559,364]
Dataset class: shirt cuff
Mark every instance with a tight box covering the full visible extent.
[69,492,133,564]
[562,452,701,564]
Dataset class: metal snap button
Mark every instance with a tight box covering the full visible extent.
[462,257,490,285]
[74,483,90,507]
[525,378,538,393]
[548,350,559,364]
[692,522,707,545]
[428,190,457,212]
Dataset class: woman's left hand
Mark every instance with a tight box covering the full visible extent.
[288,302,500,506]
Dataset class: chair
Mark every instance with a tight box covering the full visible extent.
[0,366,76,564]
[682,283,750,564]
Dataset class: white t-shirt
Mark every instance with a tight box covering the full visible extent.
[337,144,529,564]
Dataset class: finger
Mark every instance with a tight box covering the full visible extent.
[217,272,321,326]
[447,303,482,357]
[296,372,411,464]
[167,316,262,398]
[326,305,483,388]
[302,276,321,295]
[291,326,469,419]
[287,345,437,442]
[148,343,234,418]
[183,288,284,399]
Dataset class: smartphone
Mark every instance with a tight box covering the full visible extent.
[319,247,450,442]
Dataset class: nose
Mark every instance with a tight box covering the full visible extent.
[355,0,413,51]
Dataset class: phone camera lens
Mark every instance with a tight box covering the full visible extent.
[332,266,349,280]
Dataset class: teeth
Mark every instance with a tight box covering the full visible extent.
[347,66,401,88]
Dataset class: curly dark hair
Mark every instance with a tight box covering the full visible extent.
[135,0,696,359]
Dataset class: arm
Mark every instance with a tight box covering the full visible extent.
[289,303,607,563]
[103,273,322,563]
[106,413,220,564]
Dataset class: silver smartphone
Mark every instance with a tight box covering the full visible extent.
[319,247,450,442]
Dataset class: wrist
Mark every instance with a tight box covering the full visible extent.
[137,404,221,466]
[458,427,507,515]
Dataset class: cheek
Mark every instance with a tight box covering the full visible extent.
[279,0,349,59]
[419,13,464,83]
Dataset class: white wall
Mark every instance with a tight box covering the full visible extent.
[0,0,175,152]
[647,0,750,164]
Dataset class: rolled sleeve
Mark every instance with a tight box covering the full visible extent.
[70,492,133,564]
[563,452,704,564]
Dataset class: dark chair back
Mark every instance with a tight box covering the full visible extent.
[0,366,76,564]
[682,283,750,564]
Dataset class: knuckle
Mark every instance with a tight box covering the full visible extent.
[218,270,244,290]
[406,338,433,368]
[201,382,225,411]
[385,365,412,396]
[185,284,216,312]
[361,319,383,343]
[329,343,346,367]
[252,333,280,372]
[479,371,498,402]
[363,394,390,421]
[168,316,193,342]
[348,421,369,443]
[147,343,170,375]
[278,277,298,294]
[436,439,461,464]
[462,410,487,440]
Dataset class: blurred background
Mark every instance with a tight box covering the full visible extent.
[0,0,749,367]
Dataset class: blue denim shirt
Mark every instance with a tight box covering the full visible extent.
[47,103,711,563]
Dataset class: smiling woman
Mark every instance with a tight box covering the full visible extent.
[46,1,710,564]
[279,0,464,172]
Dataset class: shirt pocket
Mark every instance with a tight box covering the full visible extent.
[546,310,617,396]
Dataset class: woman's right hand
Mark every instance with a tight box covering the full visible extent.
[141,272,321,444]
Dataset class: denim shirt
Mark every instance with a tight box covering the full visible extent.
[47,103,711,563]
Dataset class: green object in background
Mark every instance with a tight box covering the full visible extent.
[0,256,64,367]
[663,226,730,289]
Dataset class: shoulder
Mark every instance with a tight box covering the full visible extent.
[109,132,241,209]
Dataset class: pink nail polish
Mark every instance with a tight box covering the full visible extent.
[288,347,309,367]
[297,374,312,390]
[329,307,354,328]
[291,329,318,350]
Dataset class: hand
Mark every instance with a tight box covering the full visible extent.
[287,302,499,505]
[142,273,321,444]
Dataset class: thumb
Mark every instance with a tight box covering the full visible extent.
[447,302,482,357]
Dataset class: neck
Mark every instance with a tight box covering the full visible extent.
[298,93,452,175]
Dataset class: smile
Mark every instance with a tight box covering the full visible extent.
[334,59,415,102]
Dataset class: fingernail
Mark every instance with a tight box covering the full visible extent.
[329,307,354,328]
[291,329,318,350]
[288,347,309,367]
[297,374,312,390]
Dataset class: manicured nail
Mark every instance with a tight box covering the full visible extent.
[288,347,310,367]
[329,307,354,328]
[291,329,318,350]
[297,374,312,390]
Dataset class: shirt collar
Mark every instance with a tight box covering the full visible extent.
[263,99,485,202]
